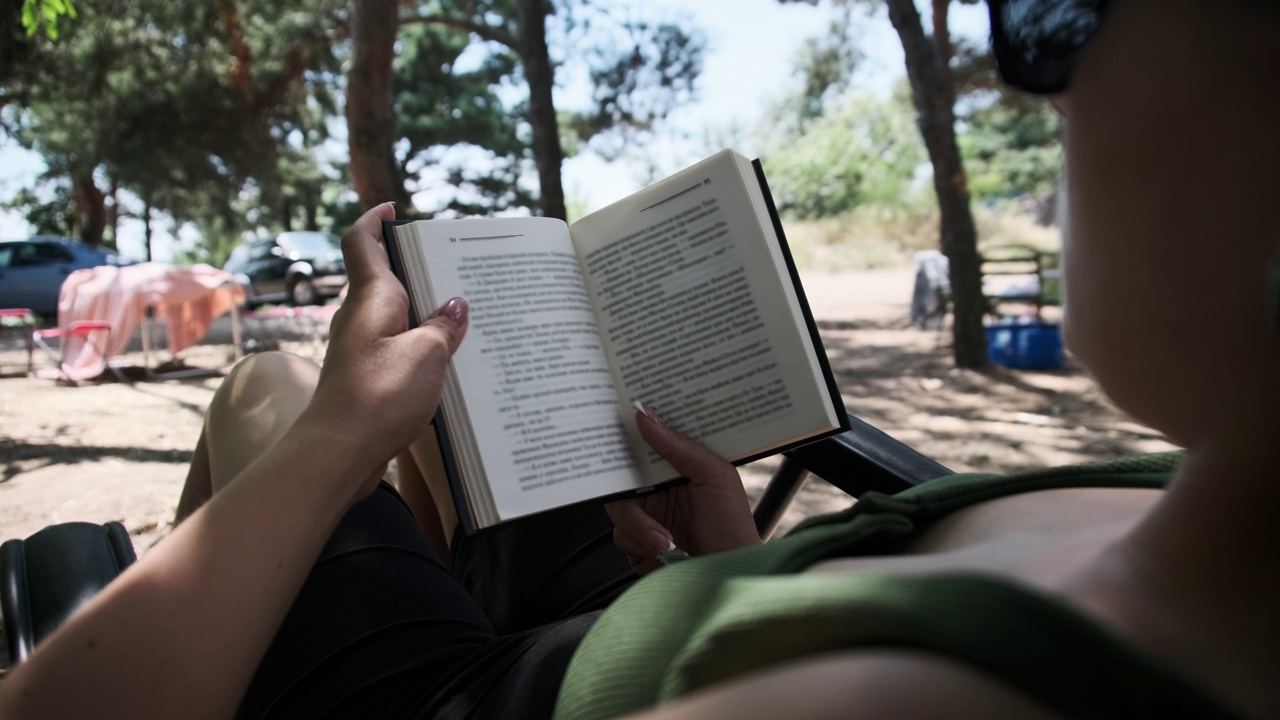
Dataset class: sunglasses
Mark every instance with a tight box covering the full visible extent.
[987,0,1110,94]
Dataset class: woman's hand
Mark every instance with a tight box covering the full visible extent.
[302,203,468,494]
[606,407,762,575]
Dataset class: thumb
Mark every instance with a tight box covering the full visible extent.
[341,202,398,289]
[415,297,469,355]
[606,498,674,557]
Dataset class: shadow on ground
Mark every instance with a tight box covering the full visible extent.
[817,317,1172,473]
[0,440,194,484]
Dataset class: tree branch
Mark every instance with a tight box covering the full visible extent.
[398,14,516,49]
[216,0,253,95]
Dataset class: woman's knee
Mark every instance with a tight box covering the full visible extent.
[208,352,321,428]
[203,352,322,491]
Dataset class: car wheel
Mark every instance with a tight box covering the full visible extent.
[289,276,318,306]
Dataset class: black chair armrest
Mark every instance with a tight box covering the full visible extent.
[788,414,953,496]
[1,521,137,664]
[754,414,953,538]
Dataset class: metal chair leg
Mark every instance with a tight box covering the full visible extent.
[753,456,811,541]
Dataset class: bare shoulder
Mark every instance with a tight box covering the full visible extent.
[619,650,1063,720]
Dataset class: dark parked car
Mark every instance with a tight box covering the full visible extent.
[0,237,135,317]
[223,231,347,307]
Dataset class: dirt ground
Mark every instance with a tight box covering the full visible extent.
[0,267,1176,557]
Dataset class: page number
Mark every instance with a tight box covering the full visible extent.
[449,237,457,243]
[702,178,710,185]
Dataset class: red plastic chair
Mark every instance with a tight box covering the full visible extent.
[0,308,37,374]
[32,320,129,384]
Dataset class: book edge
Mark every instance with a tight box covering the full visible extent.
[382,219,479,536]
[749,159,851,436]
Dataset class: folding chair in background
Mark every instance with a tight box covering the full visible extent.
[0,308,37,375]
[32,320,130,384]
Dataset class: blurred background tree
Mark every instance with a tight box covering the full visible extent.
[1,0,349,260]
[346,0,705,220]
[774,0,1062,369]
[1,0,1061,335]
[762,90,925,219]
[2,0,703,260]
[950,35,1062,220]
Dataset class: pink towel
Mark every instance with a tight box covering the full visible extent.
[55,263,244,381]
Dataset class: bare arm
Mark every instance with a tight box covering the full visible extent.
[0,421,378,718]
[0,204,468,718]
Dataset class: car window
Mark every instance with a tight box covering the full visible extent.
[248,241,276,261]
[14,243,75,266]
[0,245,13,268]
[226,245,250,265]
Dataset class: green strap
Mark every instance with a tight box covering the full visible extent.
[659,573,1238,719]
[554,453,1222,720]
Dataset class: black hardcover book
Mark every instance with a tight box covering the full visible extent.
[383,150,848,534]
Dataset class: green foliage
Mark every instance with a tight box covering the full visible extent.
[962,98,1062,199]
[20,0,75,39]
[4,0,702,254]
[3,0,348,250]
[761,90,926,219]
[789,4,861,129]
[553,1,704,159]
[565,19,704,154]
[951,36,1063,201]
[390,0,705,211]
[764,1,1062,215]
[0,183,74,235]
[393,18,533,215]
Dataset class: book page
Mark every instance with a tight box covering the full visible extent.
[569,151,838,484]
[400,218,645,522]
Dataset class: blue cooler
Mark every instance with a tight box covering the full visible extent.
[986,321,1064,370]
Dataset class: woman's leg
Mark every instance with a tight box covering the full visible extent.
[175,358,634,717]
[390,426,459,564]
[174,352,321,524]
[391,428,454,567]
[168,353,491,716]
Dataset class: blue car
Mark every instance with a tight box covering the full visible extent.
[0,237,135,318]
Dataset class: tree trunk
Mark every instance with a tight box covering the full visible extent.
[931,0,953,85]
[514,0,566,220]
[142,195,154,263]
[884,0,987,369]
[73,172,106,248]
[304,188,320,231]
[106,177,120,251]
[346,0,413,212]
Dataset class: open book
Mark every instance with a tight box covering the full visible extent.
[384,149,847,533]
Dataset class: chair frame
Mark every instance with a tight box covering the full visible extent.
[0,308,37,375]
[32,320,129,384]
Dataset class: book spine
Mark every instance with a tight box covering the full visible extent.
[381,220,420,326]
[379,220,479,536]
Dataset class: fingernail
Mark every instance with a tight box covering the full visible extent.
[430,297,468,326]
[634,400,666,427]
[647,529,673,555]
